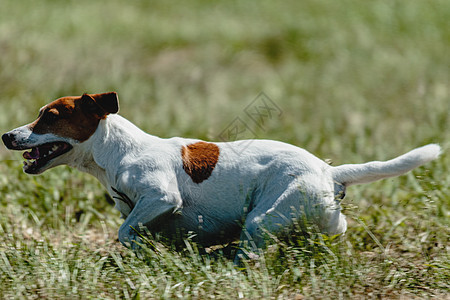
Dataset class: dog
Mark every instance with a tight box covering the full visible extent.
[2,92,441,260]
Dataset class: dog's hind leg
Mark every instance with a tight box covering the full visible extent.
[234,178,344,263]
[234,184,306,262]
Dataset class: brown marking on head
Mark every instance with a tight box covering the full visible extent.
[181,142,220,184]
[29,92,119,142]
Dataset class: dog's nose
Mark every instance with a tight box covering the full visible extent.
[2,132,14,149]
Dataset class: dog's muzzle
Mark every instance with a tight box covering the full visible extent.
[2,132,16,149]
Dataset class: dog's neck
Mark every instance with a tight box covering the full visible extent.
[69,114,161,188]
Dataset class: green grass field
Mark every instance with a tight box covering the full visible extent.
[0,0,449,298]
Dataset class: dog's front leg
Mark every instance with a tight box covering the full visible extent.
[118,194,180,252]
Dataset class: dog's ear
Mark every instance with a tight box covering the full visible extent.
[81,92,119,119]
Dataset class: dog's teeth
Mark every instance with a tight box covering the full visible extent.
[52,145,59,151]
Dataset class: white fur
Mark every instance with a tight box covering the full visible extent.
[331,144,441,186]
[4,113,441,260]
[72,115,440,253]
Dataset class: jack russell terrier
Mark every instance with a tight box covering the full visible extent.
[2,92,441,259]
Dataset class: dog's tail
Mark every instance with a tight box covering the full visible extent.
[331,144,441,187]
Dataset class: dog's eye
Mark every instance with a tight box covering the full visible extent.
[43,111,59,123]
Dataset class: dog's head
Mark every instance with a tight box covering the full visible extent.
[2,92,119,174]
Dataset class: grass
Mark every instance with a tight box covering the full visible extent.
[0,0,449,298]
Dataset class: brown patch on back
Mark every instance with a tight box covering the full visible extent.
[181,142,220,184]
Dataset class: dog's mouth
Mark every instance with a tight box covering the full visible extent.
[22,142,73,174]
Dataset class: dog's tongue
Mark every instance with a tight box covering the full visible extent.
[23,147,40,160]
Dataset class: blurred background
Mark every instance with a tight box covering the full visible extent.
[0,0,448,297]
[1,0,448,160]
